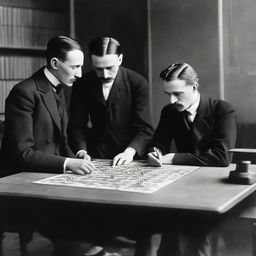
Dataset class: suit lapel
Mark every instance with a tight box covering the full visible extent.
[107,68,124,107]
[91,77,106,106]
[192,95,211,144]
[34,69,62,132]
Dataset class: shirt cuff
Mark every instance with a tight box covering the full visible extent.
[162,153,175,165]
[76,149,87,157]
[63,158,70,173]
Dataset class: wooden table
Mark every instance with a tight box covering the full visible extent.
[1,164,256,255]
[0,164,255,214]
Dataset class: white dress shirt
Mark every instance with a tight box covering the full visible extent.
[102,81,114,100]
[186,92,200,122]
[43,67,60,89]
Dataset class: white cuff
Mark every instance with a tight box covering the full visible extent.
[76,149,87,157]
[63,158,69,173]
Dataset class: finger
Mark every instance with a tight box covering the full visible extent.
[122,159,129,165]
[155,149,161,159]
[116,158,125,166]
[85,155,91,161]
[148,152,157,158]
[148,153,158,161]
[84,161,95,169]
[148,154,162,167]
[71,169,86,175]
[86,162,95,171]
[83,168,92,174]
[81,165,93,174]
[90,161,95,168]
[112,156,119,167]
[82,153,91,161]
[122,157,132,165]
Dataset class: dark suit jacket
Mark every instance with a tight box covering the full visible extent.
[68,66,154,159]
[0,68,75,176]
[150,95,237,166]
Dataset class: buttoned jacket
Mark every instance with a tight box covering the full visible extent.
[0,68,74,176]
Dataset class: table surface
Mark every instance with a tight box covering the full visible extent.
[0,164,256,214]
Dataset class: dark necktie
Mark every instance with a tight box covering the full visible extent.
[183,110,193,129]
[55,84,64,105]
[51,84,65,121]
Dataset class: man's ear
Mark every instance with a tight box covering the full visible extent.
[50,58,59,70]
[118,54,123,66]
[193,82,199,91]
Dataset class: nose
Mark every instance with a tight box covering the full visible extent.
[169,94,177,104]
[102,69,108,78]
[75,67,82,78]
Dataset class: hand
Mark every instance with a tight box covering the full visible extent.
[76,150,91,161]
[112,147,136,166]
[147,148,163,167]
[65,158,95,175]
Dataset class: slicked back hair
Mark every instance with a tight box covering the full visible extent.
[89,37,122,57]
[160,63,199,85]
[46,35,83,65]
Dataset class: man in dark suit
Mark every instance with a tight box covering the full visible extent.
[0,35,97,256]
[147,63,237,256]
[148,62,236,167]
[68,36,154,166]
[0,35,94,176]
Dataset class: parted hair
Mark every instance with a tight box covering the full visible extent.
[89,37,122,56]
[160,63,199,85]
[46,35,83,65]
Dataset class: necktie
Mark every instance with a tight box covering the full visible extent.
[183,110,193,129]
[51,84,65,120]
[55,84,64,104]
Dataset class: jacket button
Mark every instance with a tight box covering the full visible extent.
[47,139,51,143]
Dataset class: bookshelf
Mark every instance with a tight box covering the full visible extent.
[0,0,70,119]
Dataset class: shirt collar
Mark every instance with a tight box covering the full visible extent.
[186,92,200,115]
[44,67,60,87]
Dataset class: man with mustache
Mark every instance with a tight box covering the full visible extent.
[148,62,236,167]
[68,36,154,166]
[147,62,237,256]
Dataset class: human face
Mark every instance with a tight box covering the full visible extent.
[91,54,123,83]
[54,49,84,87]
[163,79,198,112]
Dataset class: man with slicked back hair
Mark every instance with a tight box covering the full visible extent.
[0,35,94,176]
[147,63,237,256]
[148,62,236,167]
[68,36,154,166]
[0,35,98,256]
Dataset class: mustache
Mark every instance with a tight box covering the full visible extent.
[99,77,114,83]
[172,103,182,109]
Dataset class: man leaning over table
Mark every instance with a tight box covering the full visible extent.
[147,62,237,256]
[68,36,154,166]
[66,36,162,256]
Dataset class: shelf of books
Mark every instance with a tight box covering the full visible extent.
[0,1,69,119]
[0,56,46,115]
